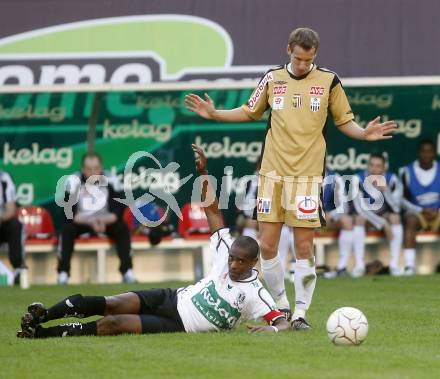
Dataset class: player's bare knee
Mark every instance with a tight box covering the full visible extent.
[340,216,353,230]
[259,239,278,259]
[388,213,401,224]
[404,214,419,230]
[97,315,121,335]
[103,296,120,315]
[355,215,366,225]
[295,240,313,259]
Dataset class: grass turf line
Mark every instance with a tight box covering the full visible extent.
[1,276,439,379]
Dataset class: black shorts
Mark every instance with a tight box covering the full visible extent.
[131,288,185,334]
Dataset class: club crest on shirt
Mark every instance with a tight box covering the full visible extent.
[234,291,246,310]
[292,94,302,109]
[272,96,284,110]
[310,97,321,112]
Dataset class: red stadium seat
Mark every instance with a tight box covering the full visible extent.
[123,207,134,231]
[178,202,211,239]
[16,206,56,243]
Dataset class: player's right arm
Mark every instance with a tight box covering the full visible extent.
[185,70,272,122]
[185,93,252,122]
[192,144,224,233]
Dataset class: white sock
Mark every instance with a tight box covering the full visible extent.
[353,226,366,270]
[337,229,353,270]
[404,248,416,268]
[242,227,258,241]
[389,224,403,270]
[261,255,290,309]
[292,258,317,320]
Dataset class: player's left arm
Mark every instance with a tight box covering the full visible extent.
[246,287,290,333]
[192,144,224,233]
[328,76,397,140]
[383,174,403,213]
[247,317,290,333]
[338,117,397,141]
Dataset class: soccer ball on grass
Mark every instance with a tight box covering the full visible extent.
[326,307,368,346]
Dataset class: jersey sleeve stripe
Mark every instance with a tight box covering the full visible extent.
[216,237,230,253]
[330,74,341,90]
[258,287,274,311]
[263,309,284,324]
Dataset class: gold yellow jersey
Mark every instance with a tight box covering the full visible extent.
[242,64,354,178]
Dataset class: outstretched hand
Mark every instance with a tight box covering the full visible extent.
[246,324,277,333]
[185,93,216,119]
[364,116,397,141]
[192,144,208,175]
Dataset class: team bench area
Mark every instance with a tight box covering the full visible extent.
[314,230,440,274]
[1,230,437,285]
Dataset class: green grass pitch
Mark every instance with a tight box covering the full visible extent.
[1,275,439,379]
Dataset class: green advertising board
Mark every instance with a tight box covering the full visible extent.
[0,84,439,228]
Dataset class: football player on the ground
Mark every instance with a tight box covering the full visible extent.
[17,145,290,338]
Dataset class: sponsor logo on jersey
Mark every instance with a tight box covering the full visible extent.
[415,192,439,207]
[292,94,302,109]
[191,280,241,329]
[296,195,318,220]
[272,96,284,110]
[273,85,287,95]
[275,80,288,85]
[247,72,273,110]
[310,97,321,112]
[309,86,325,96]
[257,197,272,214]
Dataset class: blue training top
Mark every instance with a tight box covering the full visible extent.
[406,162,440,209]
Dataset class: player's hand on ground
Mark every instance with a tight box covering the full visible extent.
[191,144,208,175]
[246,324,277,333]
[185,93,216,119]
[364,116,397,141]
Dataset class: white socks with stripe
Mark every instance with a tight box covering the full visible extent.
[404,248,416,268]
[337,229,354,270]
[389,224,403,270]
[261,255,290,310]
[353,226,366,270]
[292,258,317,321]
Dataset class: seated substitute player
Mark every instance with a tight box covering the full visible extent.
[185,27,396,328]
[400,138,440,275]
[321,170,355,277]
[57,152,136,284]
[0,171,25,285]
[16,145,289,339]
[350,153,403,277]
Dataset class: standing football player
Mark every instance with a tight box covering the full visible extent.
[185,27,396,328]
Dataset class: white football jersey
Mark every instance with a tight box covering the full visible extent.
[177,228,283,333]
